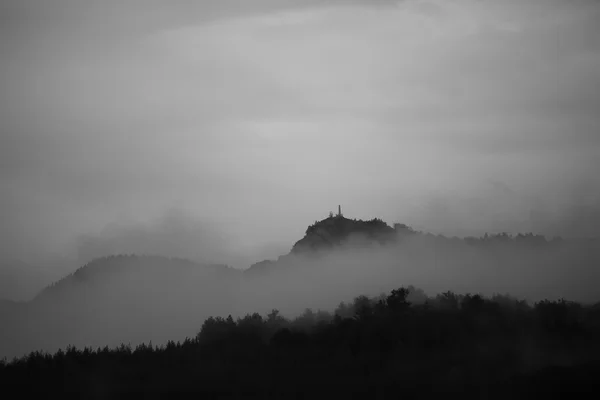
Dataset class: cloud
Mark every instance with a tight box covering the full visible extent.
[74,208,288,269]
[0,0,599,270]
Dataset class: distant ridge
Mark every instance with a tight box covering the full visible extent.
[33,255,237,302]
[28,211,581,290]
[243,210,574,276]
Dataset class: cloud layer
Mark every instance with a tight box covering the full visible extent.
[1,0,599,271]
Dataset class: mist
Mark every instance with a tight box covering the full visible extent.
[1,228,598,360]
[1,0,600,368]
[74,208,290,270]
[1,0,599,270]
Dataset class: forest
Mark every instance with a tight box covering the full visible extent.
[2,286,600,398]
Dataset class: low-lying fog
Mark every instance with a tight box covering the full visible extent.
[1,217,598,360]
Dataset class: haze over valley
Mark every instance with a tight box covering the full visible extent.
[1,214,598,360]
[1,2,600,393]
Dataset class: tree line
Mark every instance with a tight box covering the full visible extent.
[2,286,600,398]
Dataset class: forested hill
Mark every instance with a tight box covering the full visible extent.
[243,213,579,277]
[4,287,600,398]
[291,215,397,254]
[243,215,398,276]
[280,213,570,258]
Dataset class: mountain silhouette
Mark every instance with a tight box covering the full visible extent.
[33,255,238,303]
[245,213,405,276]
[291,215,397,253]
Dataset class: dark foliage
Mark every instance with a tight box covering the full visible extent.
[292,215,397,253]
[2,287,600,398]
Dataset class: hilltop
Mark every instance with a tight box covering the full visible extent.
[291,214,398,254]
[244,212,403,276]
[34,255,238,303]
[243,209,574,276]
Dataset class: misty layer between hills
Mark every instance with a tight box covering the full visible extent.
[1,215,598,360]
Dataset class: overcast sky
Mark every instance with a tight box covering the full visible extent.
[1,0,599,267]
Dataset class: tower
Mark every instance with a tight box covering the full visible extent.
[338,205,342,217]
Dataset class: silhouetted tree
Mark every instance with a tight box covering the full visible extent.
[386,287,411,312]
[352,295,374,320]
[3,287,600,398]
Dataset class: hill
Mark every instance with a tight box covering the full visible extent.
[0,257,75,302]
[0,255,244,360]
[244,212,568,277]
[291,215,397,254]
[2,212,599,360]
[33,255,239,303]
[245,214,400,276]
[3,287,600,398]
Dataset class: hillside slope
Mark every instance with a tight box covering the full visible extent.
[0,255,243,360]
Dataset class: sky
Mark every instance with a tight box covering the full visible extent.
[1,0,599,269]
